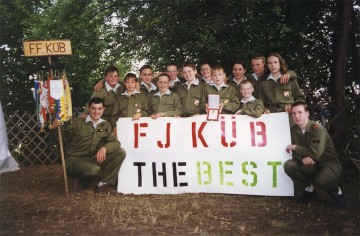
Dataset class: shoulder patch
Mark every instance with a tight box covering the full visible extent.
[312,123,319,129]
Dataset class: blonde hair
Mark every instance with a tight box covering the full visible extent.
[240,79,254,88]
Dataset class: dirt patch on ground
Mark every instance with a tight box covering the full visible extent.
[0,163,359,235]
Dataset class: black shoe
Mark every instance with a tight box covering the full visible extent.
[328,189,345,208]
[296,190,316,204]
[336,194,345,208]
[94,183,118,195]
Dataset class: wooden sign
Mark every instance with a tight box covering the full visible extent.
[23,40,72,57]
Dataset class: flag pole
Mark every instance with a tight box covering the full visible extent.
[48,56,69,197]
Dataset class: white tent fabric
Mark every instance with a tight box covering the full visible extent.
[0,101,19,174]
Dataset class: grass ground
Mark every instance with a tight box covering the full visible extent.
[0,163,359,235]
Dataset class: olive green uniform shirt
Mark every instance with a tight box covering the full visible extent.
[169,77,186,93]
[201,83,240,114]
[149,91,183,117]
[255,70,297,99]
[238,97,264,118]
[292,120,339,165]
[63,117,120,158]
[111,92,149,127]
[284,120,341,194]
[61,117,125,186]
[139,82,158,101]
[258,76,305,113]
[177,80,205,117]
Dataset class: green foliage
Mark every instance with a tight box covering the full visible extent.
[1,0,358,132]
[0,0,46,112]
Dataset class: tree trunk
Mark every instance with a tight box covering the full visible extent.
[330,0,353,149]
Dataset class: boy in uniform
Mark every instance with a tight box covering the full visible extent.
[149,73,183,118]
[111,73,148,133]
[82,66,124,125]
[201,65,239,114]
[227,60,253,101]
[250,55,296,98]
[235,80,264,118]
[258,53,305,114]
[177,63,206,117]
[165,63,185,92]
[138,65,158,100]
[199,62,213,85]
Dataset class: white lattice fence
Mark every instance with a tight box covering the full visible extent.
[4,108,82,166]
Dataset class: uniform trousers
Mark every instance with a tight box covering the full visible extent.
[66,147,126,188]
[284,159,342,196]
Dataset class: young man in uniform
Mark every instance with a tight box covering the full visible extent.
[284,102,344,207]
[250,55,296,98]
[53,97,126,194]
[165,63,185,92]
[258,53,305,115]
[82,66,124,125]
[138,65,158,100]
[199,62,213,85]
[177,63,206,117]
[227,60,253,101]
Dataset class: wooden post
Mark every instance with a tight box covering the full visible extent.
[48,56,69,197]
[23,39,72,197]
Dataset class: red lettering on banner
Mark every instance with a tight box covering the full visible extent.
[191,122,208,147]
[157,122,171,148]
[134,123,148,148]
[250,122,267,147]
[220,116,237,147]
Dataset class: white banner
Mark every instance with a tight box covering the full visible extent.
[117,113,294,196]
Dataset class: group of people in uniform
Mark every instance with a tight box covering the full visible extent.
[52,52,344,208]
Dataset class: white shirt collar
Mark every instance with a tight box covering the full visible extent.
[183,78,200,86]
[141,81,157,91]
[267,73,281,81]
[85,115,104,129]
[105,81,120,92]
[232,77,243,85]
[241,95,256,103]
[211,82,228,91]
[170,77,180,87]
[122,90,140,96]
[201,77,212,84]
[183,78,200,90]
[154,89,171,97]
[252,73,259,81]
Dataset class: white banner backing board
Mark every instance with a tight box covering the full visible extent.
[117,113,294,196]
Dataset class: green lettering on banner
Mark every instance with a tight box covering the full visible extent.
[267,161,282,188]
[241,161,258,187]
[197,161,212,185]
[219,161,234,186]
